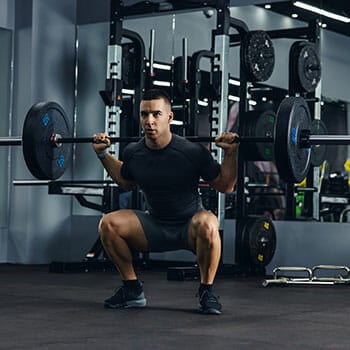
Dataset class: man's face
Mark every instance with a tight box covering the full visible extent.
[140,98,173,140]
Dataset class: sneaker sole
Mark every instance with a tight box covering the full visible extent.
[199,307,222,315]
[104,298,147,309]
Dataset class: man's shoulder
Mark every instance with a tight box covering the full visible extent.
[123,138,145,158]
[171,134,203,151]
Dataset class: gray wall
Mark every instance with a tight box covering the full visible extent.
[267,220,350,273]
[1,1,350,264]
[5,0,93,263]
[0,0,14,29]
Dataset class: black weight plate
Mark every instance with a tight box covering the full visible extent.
[290,41,321,93]
[241,110,275,161]
[241,30,275,82]
[242,216,277,266]
[22,102,72,180]
[310,119,328,167]
[274,96,312,183]
[254,110,275,160]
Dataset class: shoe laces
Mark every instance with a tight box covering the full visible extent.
[197,290,220,303]
[113,286,127,298]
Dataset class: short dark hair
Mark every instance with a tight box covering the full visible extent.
[142,89,171,105]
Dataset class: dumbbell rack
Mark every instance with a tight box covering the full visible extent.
[262,265,350,287]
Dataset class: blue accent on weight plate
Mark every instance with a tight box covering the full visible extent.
[57,155,65,168]
[291,127,296,143]
[42,113,50,127]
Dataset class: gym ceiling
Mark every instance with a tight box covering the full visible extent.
[257,1,350,37]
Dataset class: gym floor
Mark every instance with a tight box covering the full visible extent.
[1,263,350,350]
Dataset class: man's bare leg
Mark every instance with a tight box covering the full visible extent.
[98,209,148,308]
[189,210,222,314]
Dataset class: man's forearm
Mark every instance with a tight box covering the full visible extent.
[211,150,238,193]
[220,150,238,191]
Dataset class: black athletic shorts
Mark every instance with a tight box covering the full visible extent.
[133,210,195,252]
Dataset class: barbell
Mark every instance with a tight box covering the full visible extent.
[0,96,348,183]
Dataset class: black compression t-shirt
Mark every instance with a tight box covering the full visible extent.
[121,134,221,221]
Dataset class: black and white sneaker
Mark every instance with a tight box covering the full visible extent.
[198,290,222,315]
[104,286,147,309]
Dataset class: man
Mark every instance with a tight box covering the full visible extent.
[92,89,239,314]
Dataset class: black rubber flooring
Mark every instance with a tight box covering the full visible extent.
[1,263,350,350]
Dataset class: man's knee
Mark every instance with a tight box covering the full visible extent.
[99,212,125,242]
[99,210,148,251]
[191,211,220,243]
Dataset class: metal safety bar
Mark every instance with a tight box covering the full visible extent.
[263,265,350,287]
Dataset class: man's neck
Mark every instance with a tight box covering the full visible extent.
[145,132,172,150]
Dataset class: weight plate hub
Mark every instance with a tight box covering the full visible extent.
[274,96,311,183]
[241,216,277,266]
[22,102,72,180]
[241,30,275,82]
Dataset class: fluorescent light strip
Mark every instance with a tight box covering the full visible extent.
[146,62,172,70]
[171,120,184,125]
[152,80,171,87]
[229,78,240,86]
[122,88,135,95]
[294,1,350,23]
[228,95,240,102]
[153,63,172,70]
[198,100,209,107]
[228,95,257,105]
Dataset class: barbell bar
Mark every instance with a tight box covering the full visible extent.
[0,96,349,182]
[2,132,346,147]
[50,135,274,145]
[0,134,273,146]
[0,137,22,146]
[53,134,350,146]
[6,134,339,147]
[301,134,350,146]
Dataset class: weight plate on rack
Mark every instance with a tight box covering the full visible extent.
[256,110,276,160]
[289,41,321,93]
[241,216,277,266]
[241,109,276,161]
[241,30,275,82]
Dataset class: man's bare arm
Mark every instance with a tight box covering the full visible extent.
[209,132,239,193]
